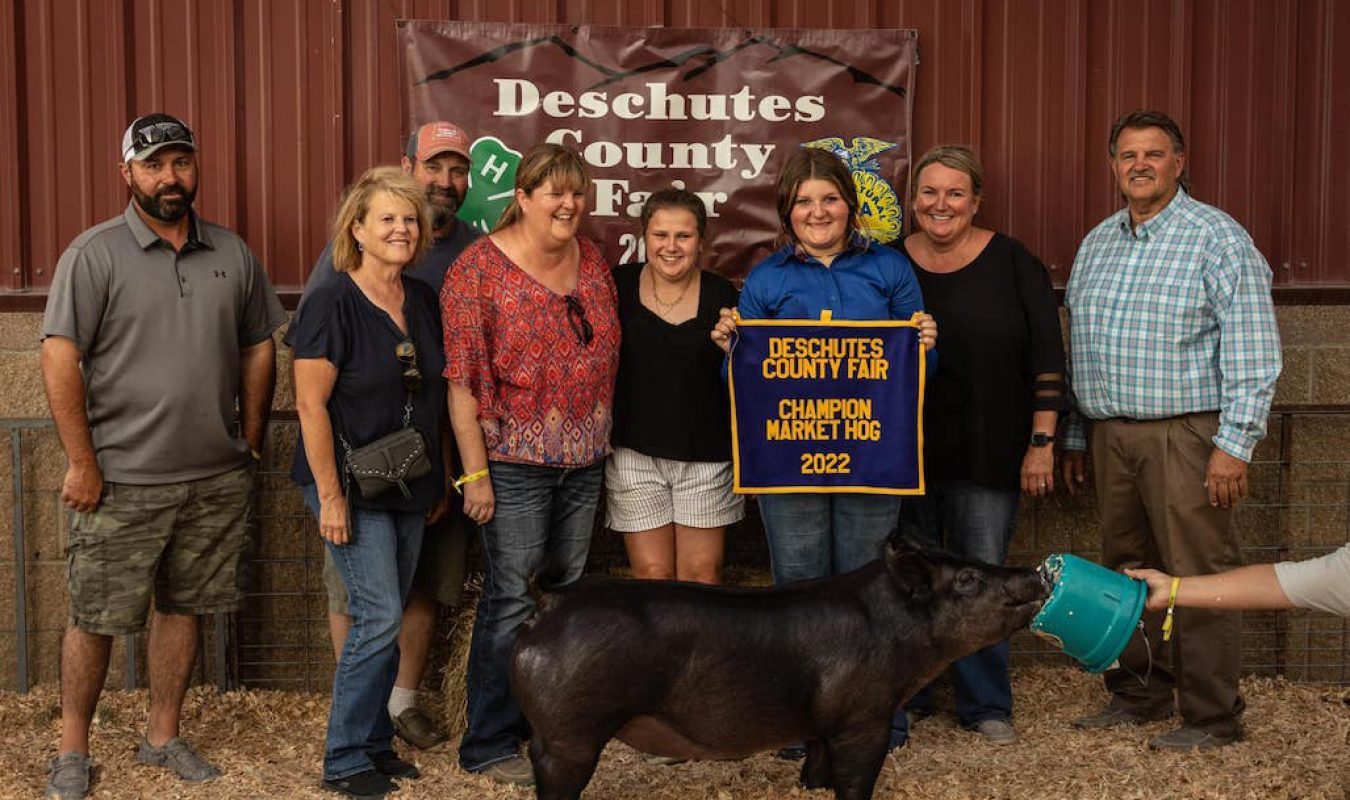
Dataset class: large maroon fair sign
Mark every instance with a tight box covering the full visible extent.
[400,23,916,280]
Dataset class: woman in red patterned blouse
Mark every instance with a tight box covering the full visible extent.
[442,142,619,784]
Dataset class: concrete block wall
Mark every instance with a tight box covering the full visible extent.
[5,307,1350,690]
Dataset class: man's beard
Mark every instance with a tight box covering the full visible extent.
[427,185,460,231]
[132,181,197,223]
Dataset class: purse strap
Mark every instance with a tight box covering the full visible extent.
[330,327,420,494]
[336,393,413,460]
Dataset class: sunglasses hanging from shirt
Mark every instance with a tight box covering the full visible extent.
[337,339,432,500]
[564,295,594,346]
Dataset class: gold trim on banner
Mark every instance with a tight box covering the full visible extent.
[728,311,927,496]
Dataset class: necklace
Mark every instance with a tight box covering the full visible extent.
[646,265,696,317]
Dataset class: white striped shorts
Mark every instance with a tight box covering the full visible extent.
[604,447,745,532]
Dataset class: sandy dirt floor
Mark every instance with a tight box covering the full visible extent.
[2,667,1347,799]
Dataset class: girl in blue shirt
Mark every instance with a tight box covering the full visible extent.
[711,147,936,752]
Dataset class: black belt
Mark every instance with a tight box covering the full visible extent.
[1098,411,1217,425]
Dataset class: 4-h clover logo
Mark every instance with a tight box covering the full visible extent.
[802,137,902,244]
[458,136,522,233]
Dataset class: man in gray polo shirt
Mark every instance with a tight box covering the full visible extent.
[40,113,286,799]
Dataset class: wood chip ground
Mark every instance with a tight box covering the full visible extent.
[2,667,1347,798]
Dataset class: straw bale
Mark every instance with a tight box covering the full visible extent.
[439,574,482,739]
[2,667,1347,799]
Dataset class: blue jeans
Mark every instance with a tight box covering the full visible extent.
[458,461,603,771]
[756,492,908,747]
[757,493,903,582]
[900,481,1020,728]
[301,484,425,780]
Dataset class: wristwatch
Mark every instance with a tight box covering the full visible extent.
[1029,432,1056,447]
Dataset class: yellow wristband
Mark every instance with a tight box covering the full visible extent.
[452,467,490,494]
[1161,576,1180,642]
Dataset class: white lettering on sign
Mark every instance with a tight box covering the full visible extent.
[546,129,774,181]
[590,178,727,220]
[494,79,826,123]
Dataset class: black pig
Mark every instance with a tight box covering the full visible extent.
[510,533,1048,800]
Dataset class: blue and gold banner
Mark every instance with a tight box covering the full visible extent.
[729,315,925,494]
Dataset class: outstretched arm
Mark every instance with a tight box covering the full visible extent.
[1125,565,1294,612]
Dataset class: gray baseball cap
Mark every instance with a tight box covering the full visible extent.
[121,113,197,162]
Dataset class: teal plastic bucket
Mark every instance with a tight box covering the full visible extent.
[1030,554,1146,674]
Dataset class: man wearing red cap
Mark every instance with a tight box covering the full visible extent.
[289,120,480,755]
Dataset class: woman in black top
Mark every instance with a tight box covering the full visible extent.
[607,189,743,584]
[289,167,448,798]
[899,145,1066,745]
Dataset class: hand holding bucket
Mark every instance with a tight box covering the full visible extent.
[1031,554,1148,674]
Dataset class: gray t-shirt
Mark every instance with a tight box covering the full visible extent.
[1274,543,1350,617]
[41,203,287,484]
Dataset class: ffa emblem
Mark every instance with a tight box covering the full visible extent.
[802,137,902,244]
[459,136,523,233]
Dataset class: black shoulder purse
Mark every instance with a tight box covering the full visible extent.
[339,397,432,500]
[336,339,432,500]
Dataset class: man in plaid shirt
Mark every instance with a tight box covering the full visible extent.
[1060,110,1281,752]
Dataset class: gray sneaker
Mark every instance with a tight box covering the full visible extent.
[45,752,93,799]
[1072,705,1171,730]
[1148,726,1239,751]
[477,754,535,786]
[973,719,1018,745]
[136,737,221,782]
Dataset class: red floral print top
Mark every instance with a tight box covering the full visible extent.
[442,236,620,467]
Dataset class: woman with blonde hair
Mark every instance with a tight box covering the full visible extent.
[896,143,1065,745]
[444,143,620,785]
[289,166,448,798]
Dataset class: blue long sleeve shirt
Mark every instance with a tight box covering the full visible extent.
[1062,189,1281,461]
[739,239,926,323]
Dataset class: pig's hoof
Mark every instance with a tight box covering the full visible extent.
[642,755,687,766]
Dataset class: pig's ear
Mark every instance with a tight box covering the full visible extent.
[885,529,930,557]
[884,534,934,603]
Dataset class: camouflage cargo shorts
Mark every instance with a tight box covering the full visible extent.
[67,465,255,636]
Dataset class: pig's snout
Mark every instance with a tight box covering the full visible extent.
[1035,560,1055,589]
[1003,568,1050,609]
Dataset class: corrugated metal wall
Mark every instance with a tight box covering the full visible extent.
[1,0,1346,295]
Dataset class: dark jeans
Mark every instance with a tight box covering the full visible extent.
[757,492,908,747]
[301,484,425,780]
[458,461,603,771]
[900,481,1020,728]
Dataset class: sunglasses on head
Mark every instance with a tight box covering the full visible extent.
[395,340,422,393]
[132,121,193,153]
[564,295,594,346]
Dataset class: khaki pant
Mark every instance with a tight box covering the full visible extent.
[1092,413,1245,736]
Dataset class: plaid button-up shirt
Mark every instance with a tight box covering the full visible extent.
[1062,189,1281,461]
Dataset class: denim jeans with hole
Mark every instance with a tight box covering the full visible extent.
[458,461,603,771]
[756,492,909,747]
[899,480,1020,728]
[302,483,425,780]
